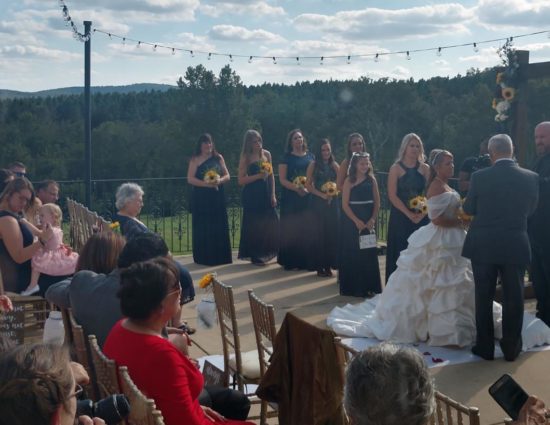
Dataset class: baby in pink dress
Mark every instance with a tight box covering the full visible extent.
[22,203,78,296]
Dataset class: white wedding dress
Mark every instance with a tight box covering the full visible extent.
[328,191,476,347]
[328,190,550,351]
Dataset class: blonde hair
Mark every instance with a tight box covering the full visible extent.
[395,133,425,164]
[240,129,266,162]
[40,203,62,227]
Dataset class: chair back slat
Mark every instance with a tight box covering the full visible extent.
[118,366,165,425]
[88,334,120,399]
[248,290,276,377]
[67,310,96,399]
[432,391,480,425]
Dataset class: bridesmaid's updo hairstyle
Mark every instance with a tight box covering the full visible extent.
[118,257,180,320]
[346,133,366,159]
[285,129,307,154]
[193,133,220,159]
[348,152,373,184]
[427,149,453,187]
[395,133,425,164]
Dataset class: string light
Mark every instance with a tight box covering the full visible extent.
[172,48,175,55]
[153,44,157,51]
[58,0,90,42]
[91,28,550,65]
[122,37,126,45]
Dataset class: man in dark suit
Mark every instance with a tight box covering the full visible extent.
[462,134,539,361]
[529,122,550,326]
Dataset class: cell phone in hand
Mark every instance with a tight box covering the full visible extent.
[488,374,529,420]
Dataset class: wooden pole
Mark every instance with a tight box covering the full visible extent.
[84,21,92,208]
[512,50,529,166]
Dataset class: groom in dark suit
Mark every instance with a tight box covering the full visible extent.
[462,134,539,361]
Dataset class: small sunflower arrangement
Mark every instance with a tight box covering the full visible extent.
[258,160,273,175]
[458,199,473,224]
[198,272,216,290]
[203,169,221,185]
[293,175,307,189]
[409,195,428,214]
[109,221,121,234]
[321,181,339,199]
[492,39,519,124]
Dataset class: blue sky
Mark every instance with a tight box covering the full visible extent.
[1,0,550,91]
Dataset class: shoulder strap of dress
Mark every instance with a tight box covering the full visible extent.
[397,161,407,172]
[0,210,17,219]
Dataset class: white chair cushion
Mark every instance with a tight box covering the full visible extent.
[229,350,261,380]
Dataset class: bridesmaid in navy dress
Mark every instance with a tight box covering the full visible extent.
[385,133,430,282]
[277,129,314,270]
[237,129,279,265]
[306,139,340,276]
[339,152,382,297]
[187,133,232,266]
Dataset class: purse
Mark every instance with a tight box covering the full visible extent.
[359,230,377,249]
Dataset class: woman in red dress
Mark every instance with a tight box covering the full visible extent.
[104,257,254,425]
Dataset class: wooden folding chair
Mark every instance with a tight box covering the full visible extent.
[118,366,165,425]
[211,278,261,393]
[248,289,278,425]
[430,391,481,425]
[66,310,96,399]
[88,334,121,399]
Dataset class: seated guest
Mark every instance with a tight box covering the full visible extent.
[46,232,186,347]
[35,180,60,205]
[76,231,126,274]
[113,182,195,304]
[6,161,26,178]
[344,344,434,425]
[0,343,105,425]
[512,396,548,425]
[104,258,254,425]
[0,178,58,294]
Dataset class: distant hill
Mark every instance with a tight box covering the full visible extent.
[0,83,176,99]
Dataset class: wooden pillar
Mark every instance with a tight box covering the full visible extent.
[512,50,529,166]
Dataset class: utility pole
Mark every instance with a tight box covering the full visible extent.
[84,21,92,208]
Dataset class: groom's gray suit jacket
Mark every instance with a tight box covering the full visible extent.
[462,159,538,265]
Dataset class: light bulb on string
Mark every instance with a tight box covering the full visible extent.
[208,53,212,60]
[273,56,277,64]
[108,33,112,39]
[190,50,195,58]
[172,48,175,55]
[374,53,380,63]
[153,44,157,51]
[229,54,233,62]
[320,56,324,65]
[473,42,479,52]
[248,56,253,63]
[437,47,442,57]
[296,57,300,65]
[347,55,351,64]
[136,41,141,48]
[406,51,411,60]
[122,37,126,45]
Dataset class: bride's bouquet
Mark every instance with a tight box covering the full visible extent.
[409,195,428,214]
[458,198,473,225]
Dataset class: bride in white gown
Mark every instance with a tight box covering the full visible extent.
[328,150,550,350]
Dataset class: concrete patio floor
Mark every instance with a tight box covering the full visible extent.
[175,253,550,425]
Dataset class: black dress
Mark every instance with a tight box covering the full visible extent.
[0,211,70,296]
[308,162,338,271]
[277,152,314,270]
[191,156,232,266]
[238,161,279,264]
[385,161,429,281]
[339,179,382,297]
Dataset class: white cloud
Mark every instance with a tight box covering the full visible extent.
[199,1,285,17]
[294,4,474,40]
[0,45,80,60]
[209,25,285,43]
[476,0,550,29]
[458,46,500,65]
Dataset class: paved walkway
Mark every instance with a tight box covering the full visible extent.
[176,253,550,425]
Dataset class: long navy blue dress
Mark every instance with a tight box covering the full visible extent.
[308,162,338,271]
[191,156,232,266]
[385,161,429,281]
[238,161,279,264]
[277,152,314,270]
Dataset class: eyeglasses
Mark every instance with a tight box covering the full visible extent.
[14,172,26,177]
[165,281,182,298]
[67,384,83,400]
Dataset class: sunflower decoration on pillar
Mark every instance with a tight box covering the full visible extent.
[492,39,519,130]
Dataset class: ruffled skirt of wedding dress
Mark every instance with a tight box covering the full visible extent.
[328,223,476,347]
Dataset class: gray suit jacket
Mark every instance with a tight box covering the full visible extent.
[45,269,123,347]
[462,159,538,265]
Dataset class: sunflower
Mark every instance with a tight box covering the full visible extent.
[293,175,307,188]
[109,221,121,234]
[502,87,515,101]
[204,169,220,184]
[198,272,216,289]
[259,161,273,175]
[321,181,339,197]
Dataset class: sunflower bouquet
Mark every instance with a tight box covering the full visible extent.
[457,199,473,225]
[204,169,221,185]
[293,175,307,189]
[109,221,121,234]
[196,272,217,329]
[258,160,273,175]
[409,195,428,214]
[321,181,339,201]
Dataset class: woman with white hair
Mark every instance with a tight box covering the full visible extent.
[344,344,434,425]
